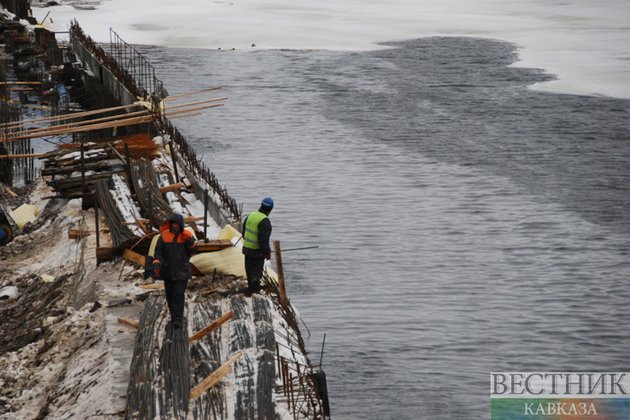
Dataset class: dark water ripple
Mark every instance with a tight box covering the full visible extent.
[139,37,630,419]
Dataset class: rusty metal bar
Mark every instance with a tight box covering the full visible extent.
[168,140,180,184]
[203,188,209,242]
[94,197,100,248]
[276,343,283,383]
[80,141,86,193]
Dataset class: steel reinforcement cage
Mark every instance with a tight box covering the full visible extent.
[68,21,241,222]
[0,102,35,186]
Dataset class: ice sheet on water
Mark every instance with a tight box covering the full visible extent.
[31,0,630,99]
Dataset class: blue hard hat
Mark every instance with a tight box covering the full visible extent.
[261,197,274,209]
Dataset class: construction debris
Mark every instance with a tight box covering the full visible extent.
[189,350,244,401]
[1,15,327,420]
[0,285,18,301]
[188,311,234,344]
[68,229,91,239]
[117,317,140,329]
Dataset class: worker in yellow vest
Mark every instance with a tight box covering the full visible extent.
[241,197,273,296]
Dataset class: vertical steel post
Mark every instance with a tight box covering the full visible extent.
[124,143,134,194]
[94,198,100,248]
[203,188,209,242]
[147,193,153,233]
[168,140,180,183]
[274,240,287,302]
[30,147,34,182]
[80,142,86,194]
[276,344,282,382]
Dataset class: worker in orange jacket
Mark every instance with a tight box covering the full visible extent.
[153,213,198,328]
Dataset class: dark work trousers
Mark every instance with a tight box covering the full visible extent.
[244,255,265,294]
[164,277,189,323]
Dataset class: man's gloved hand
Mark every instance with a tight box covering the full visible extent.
[153,261,161,279]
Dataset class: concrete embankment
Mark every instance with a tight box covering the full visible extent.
[1,9,327,419]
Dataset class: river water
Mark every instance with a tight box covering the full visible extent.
[140,37,630,419]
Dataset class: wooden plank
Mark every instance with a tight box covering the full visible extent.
[117,318,139,329]
[159,182,185,193]
[123,249,146,267]
[0,102,143,129]
[56,155,111,168]
[3,186,18,198]
[1,114,155,142]
[136,219,150,235]
[7,108,151,138]
[164,103,223,117]
[50,172,125,191]
[198,286,222,297]
[188,311,234,344]
[137,283,164,290]
[42,158,119,175]
[164,86,221,102]
[122,219,147,225]
[107,143,127,165]
[196,244,232,252]
[196,239,233,252]
[274,240,287,302]
[189,350,244,401]
[96,247,117,263]
[123,216,203,225]
[166,97,227,110]
[39,141,112,159]
[2,104,219,143]
[123,215,202,226]
[68,229,91,239]
[0,81,42,85]
[0,153,44,159]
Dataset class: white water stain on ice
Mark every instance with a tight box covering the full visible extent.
[132,23,170,32]
[31,0,630,99]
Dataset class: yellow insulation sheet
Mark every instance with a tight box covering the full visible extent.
[192,225,278,284]
[149,224,278,284]
[9,204,39,229]
[191,224,245,277]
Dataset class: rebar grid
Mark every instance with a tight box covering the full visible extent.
[69,21,241,222]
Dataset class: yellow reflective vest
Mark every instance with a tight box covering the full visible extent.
[243,211,268,250]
